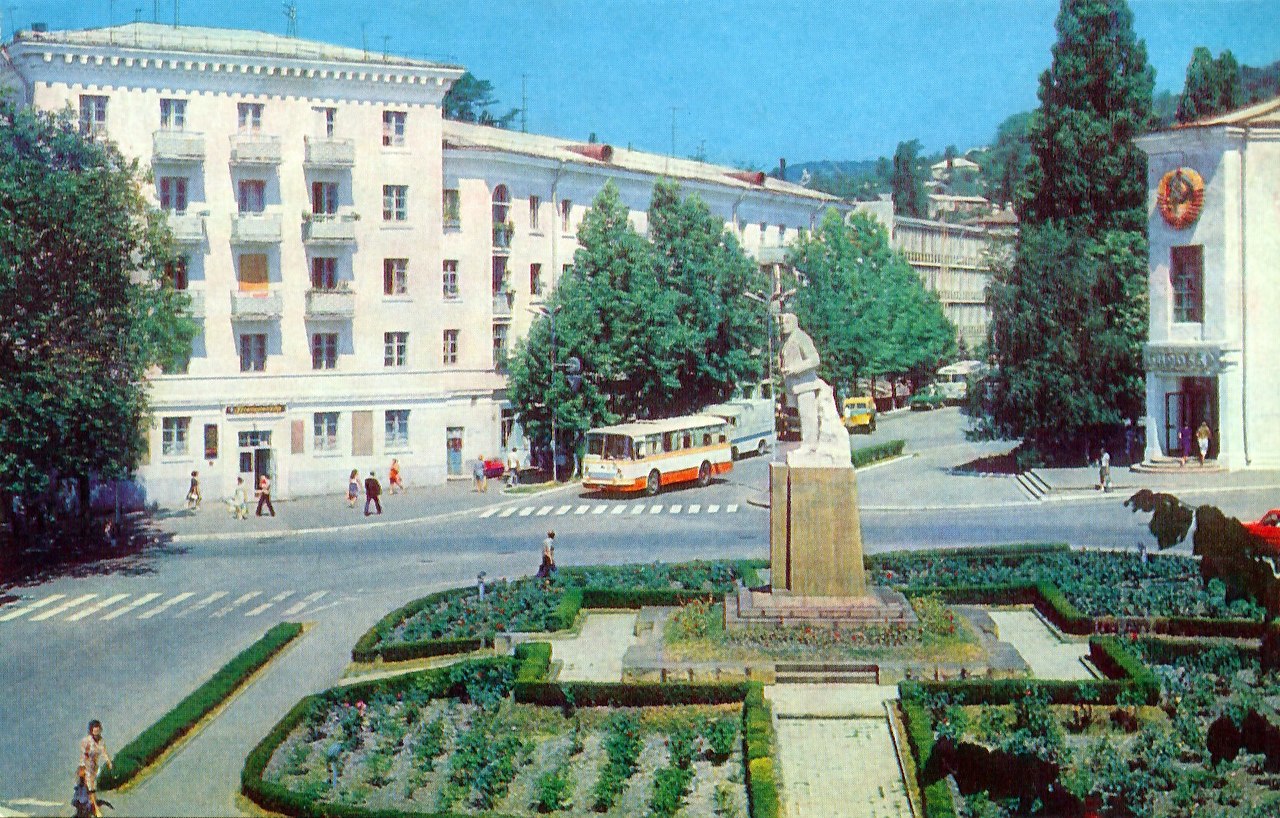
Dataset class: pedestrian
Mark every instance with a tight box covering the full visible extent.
[506,447,521,488]
[185,470,202,510]
[79,719,112,818]
[1196,421,1211,466]
[536,531,557,578]
[346,469,360,508]
[73,764,93,818]
[472,455,487,492]
[364,470,383,516]
[1098,447,1111,492]
[230,476,250,520]
[1179,423,1193,467]
[388,459,404,494]
[255,473,275,517]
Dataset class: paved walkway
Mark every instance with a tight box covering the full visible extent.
[987,609,1092,681]
[547,611,638,682]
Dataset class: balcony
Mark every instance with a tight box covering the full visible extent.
[492,223,514,251]
[757,245,788,265]
[229,133,282,165]
[167,211,207,245]
[492,291,514,318]
[231,212,283,244]
[304,136,356,168]
[302,213,359,245]
[176,288,205,319]
[229,289,283,320]
[304,288,356,319]
[152,130,206,163]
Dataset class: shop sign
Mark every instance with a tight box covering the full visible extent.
[226,403,286,416]
[1143,345,1225,375]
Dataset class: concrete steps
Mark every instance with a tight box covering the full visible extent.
[775,661,880,685]
[1013,469,1052,501]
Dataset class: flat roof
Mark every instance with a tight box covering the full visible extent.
[588,415,728,437]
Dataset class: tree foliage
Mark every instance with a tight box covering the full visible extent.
[890,139,928,218]
[442,71,519,128]
[1177,47,1243,124]
[786,211,954,394]
[505,181,767,452]
[0,102,194,541]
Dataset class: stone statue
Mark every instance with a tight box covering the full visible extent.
[778,312,851,467]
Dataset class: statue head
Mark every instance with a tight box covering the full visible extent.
[778,312,798,337]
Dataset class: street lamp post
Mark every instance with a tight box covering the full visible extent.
[528,305,562,481]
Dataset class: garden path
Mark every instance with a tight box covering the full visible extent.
[767,684,913,818]
[986,608,1092,680]
[548,611,638,682]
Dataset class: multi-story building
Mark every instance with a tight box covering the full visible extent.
[1135,95,1280,470]
[2,23,849,503]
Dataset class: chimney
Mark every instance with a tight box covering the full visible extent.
[778,157,786,180]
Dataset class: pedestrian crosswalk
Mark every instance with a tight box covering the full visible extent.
[477,501,743,520]
[0,586,345,626]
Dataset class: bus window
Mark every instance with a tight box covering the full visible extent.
[702,433,712,446]
[635,440,646,459]
[587,435,604,456]
[663,432,674,452]
[682,433,692,449]
[603,435,632,460]
[719,433,727,443]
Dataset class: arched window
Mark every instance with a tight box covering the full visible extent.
[492,184,510,223]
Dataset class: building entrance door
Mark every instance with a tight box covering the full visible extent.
[446,427,464,476]
[1163,378,1218,459]
[238,430,274,488]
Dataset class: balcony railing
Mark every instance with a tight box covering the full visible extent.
[176,288,205,318]
[152,130,206,163]
[167,211,207,245]
[231,212,283,244]
[229,289,283,320]
[304,288,356,319]
[492,291,514,318]
[304,136,356,168]
[229,133,283,165]
[302,213,359,244]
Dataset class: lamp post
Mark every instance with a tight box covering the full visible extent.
[743,286,794,397]
[528,305,562,481]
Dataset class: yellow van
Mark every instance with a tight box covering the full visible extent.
[842,396,877,434]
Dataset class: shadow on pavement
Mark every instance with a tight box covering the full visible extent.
[0,513,182,590]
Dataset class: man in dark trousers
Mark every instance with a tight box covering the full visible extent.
[255,473,275,517]
[364,471,383,516]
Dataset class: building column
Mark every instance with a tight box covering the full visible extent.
[1143,371,1166,462]
[1216,365,1242,471]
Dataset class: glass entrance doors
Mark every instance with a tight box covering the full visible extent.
[1163,377,1218,459]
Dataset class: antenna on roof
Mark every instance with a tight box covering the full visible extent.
[520,73,528,133]
[283,1,298,37]
[173,0,179,28]
[153,0,159,22]
[382,34,389,60]
[360,21,367,58]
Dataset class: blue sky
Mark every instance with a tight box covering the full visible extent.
[6,1,1278,166]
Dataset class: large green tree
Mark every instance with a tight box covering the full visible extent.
[1177,47,1243,124]
[890,139,928,218]
[442,71,519,128]
[0,102,194,545]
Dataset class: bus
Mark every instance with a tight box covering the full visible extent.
[704,396,776,459]
[934,360,987,404]
[582,415,734,496]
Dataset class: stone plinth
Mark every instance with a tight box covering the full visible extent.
[769,462,866,598]
[726,586,918,630]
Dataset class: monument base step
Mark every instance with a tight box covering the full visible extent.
[775,671,880,684]
[726,586,918,631]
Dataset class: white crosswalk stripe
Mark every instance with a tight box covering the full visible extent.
[669,505,682,514]
[554,505,572,516]
[177,591,227,618]
[65,593,130,622]
[500,507,517,518]
[138,592,195,620]
[592,506,608,515]
[518,507,535,517]
[245,590,293,617]
[281,590,328,616]
[707,504,720,513]
[535,506,553,516]
[630,505,645,515]
[726,504,739,513]
[611,506,626,515]
[574,505,590,515]
[484,499,754,519]
[211,591,261,618]
[478,508,499,519]
[0,593,66,622]
[688,504,701,513]
[30,594,97,622]
[649,505,663,514]
[100,593,160,621]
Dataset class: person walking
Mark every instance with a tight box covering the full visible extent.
[536,531,558,578]
[255,473,275,517]
[1196,422,1212,466]
[1098,447,1111,492]
[472,455,487,493]
[185,470,202,510]
[1179,423,1193,467]
[79,719,112,818]
[388,459,404,494]
[346,469,360,508]
[364,471,383,516]
[230,476,250,520]
[506,447,521,488]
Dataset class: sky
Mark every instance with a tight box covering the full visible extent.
[4,1,1278,167]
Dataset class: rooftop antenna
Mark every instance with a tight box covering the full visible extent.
[283,1,297,37]
[153,0,158,21]
[381,33,389,60]
[135,7,142,24]
[520,73,527,133]
[360,21,367,58]
[173,0,179,28]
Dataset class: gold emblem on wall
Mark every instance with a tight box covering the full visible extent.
[1156,167,1204,230]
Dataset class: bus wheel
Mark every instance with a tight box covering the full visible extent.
[757,439,769,456]
[646,470,661,496]
[697,461,712,487]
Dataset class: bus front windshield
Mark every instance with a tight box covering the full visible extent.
[588,433,635,460]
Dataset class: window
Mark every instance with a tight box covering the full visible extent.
[159,177,187,213]
[311,257,337,290]
[385,409,410,448]
[383,258,408,296]
[501,408,516,448]
[79,95,107,136]
[203,424,218,459]
[443,189,461,227]
[311,332,338,370]
[529,263,543,296]
[492,323,509,367]
[313,412,339,452]
[442,329,459,365]
[237,102,263,134]
[164,256,189,290]
[161,417,190,456]
[239,333,267,372]
[492,256,509,295]
[778,225,787,243]
[160,98,186,131]
[382,111,406,147]
[237,254,268,292]
[383,185,408,221]
[442,260,459,300]
[560,198,572,232]
[311,182,338,216]
[1171,245,1204,323]
[529,195,541,230]
[314,106,336,137]
[237,180,266,214]
[384,332,408,367]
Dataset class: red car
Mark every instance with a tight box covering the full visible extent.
[483,458,506,479]
[1243,509,1280,549]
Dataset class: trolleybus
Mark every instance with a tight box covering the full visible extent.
[582,415,733,496]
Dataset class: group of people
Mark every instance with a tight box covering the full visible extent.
[73,720,111,817]
[473,448,527,492]
[1178,421,1214,467]
[187,459,407,520]
[345,460,405,515]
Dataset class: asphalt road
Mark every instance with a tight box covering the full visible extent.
[2,407,1276,815]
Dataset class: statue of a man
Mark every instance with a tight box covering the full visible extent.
[778,312,850,467]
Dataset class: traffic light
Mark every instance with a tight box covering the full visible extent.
[565,356,582,393]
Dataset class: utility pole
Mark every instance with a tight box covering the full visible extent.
[360,22,368,58]
[382,34,390,60]
[520,73,528,133]
[173,0,179,27]
[283,1,298,38]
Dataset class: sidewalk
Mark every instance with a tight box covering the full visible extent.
[157,478,577,542]
[1035,463,1280,501]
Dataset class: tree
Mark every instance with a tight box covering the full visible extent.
[442,71,519,128]
[890,139,927,218]
[1018,0,1154,235]
[0,102,194,547]
[1177,47,1243,123]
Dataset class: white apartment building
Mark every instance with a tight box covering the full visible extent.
[2,23,851,504]
[1135,96,1280,470]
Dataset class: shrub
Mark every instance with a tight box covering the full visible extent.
[851,438,906,468]
[514,641,553,683]
[649,764,695,817]
[704,717,740,763]
[591,712,644,811]
[533,765,574,812]
[746,757,779,818]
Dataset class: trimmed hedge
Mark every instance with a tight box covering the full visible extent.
[851,438,906,468]
[581,588,722,609]
[351,585,479,663]
[549,587,583,631]
[900,698,958,818]
[865,543,1069,568]
[743,682,778,818]
[514,680,752,709]
[513,641,552,683]
[101,622,302,790]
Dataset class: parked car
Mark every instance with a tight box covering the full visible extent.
[909,385,948,411]
[483,458,506,479]
[842,396,877,434]
[1243,509,1280,548]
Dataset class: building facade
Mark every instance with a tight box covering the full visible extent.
[1135,96,1280,470]
[2,23,850,504]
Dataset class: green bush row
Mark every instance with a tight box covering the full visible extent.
[851,438,906,468]
[865,543,1069,568]
[350,585,478,663]
[742,683,778,818]
[513,641,552,683]
[549,587,583,631]
[581,587,723,609]
[514,680,752,709]
[101,622,302,790]
[899,698,958,818]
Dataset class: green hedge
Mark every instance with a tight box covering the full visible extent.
[900,698,958,818]
[581,588,723,608]
[513,641,552,683]
[351,585,479,663]
[549,587,583,631]
[742,682,778,818]
[866,543,1069,568]
[851,438,906,468]
[101,622,302,790]
[514,680,752,708]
